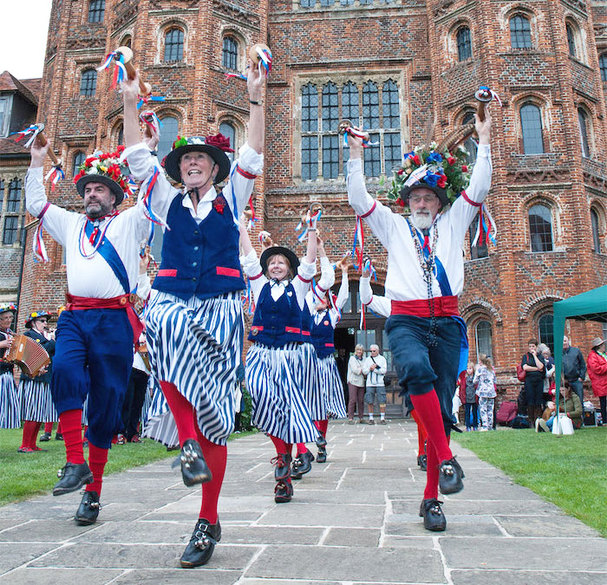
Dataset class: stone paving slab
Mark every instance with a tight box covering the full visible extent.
[1,420,605,585]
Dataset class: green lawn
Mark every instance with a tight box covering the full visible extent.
[453,426,607,537]
[0,428,256,506]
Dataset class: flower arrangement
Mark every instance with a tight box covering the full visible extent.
[73,145,132,198]
[384,142,472,207]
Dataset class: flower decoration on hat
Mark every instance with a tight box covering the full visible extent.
[385,142,471,207]
[25,310,51,328]
[73,145,133,203]
[0,303,17,314]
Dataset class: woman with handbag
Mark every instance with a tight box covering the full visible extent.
[521,339,546,425]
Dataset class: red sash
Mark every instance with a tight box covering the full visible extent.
[391,296,459,318]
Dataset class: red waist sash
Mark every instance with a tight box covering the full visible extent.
[65,293,143,343]
[391,296,459,318]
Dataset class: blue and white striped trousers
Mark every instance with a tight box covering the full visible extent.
[0,370,20,428]
[144,291,243,446]
[246,342,318,444]
[299,342,326,421]
[20,379,58,422]
[317,355,347,419]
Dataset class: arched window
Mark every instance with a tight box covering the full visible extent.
[219,121,236,163]
[72,151,86,178]
[538,313,554,354]
[222,36,238,70]
[529,203,553,252]
[456,26,472,61]
[520,103,544,154]
[80,69,97,97]
[566,23,577,58]
[116,124,124,147]
[164,28,184,63]
[591,207,602,253]
[469,223,488,259]
[510,15,532,49]
[475,320,493,361]
[600,54,607,82]
[578,108,590,158]
[157,115,179,164]
[462,110,477,164]
[301,83,319,181]
[88,0,105,23]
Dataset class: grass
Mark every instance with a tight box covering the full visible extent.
[0,427,257,507]
[453,426,607,537]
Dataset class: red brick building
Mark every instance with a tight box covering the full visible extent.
[16,0,607,412]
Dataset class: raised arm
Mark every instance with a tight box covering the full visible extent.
[246,58,265,154]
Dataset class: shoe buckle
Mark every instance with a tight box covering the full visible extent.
[57,467,65,479]
[181,445,199,467]
[441,463,454,476]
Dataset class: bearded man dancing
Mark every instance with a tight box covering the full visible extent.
[346,111,492,531]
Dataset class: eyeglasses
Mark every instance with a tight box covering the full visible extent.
[409,193,438,204]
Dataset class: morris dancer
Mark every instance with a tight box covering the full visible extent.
[239,220,319,504]
[347,111,492,532]
[18,311,57,452]
[25,139,148,526]
[122,61,265,567]
[0,304,19,430]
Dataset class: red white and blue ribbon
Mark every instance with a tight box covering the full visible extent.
[139,110,161,136]
[97,52,128,89]
[254,46,273,76]
[78,212,120,259]
[258,230,271,246]
[10,124,43,148]
[44,164,65,191]
[343,127,378,149]
[140,167,170,247]
[225,71,248,81]
[363,257,377,282]
[475,86,503,107]
[351,216,365,271]
[136,95,166,110]
[471,203,497,247]
[33,203,51,263]
[295,209,322,242]
[247,197,258,231]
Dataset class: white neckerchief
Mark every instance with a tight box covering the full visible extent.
[270,278,289,301]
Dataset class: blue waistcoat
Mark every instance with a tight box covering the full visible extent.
[153,193,245,300]
[249,281,304,347]
[311,311,335,359]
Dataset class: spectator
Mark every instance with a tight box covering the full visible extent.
[538,343,555,398]
[474,355,497,431]
[521,339,546,426]
[362,344,388,425]
[587,337,607,425]
[537,382,583,432]
[347,344,366,424]
[562,336,587,414]
[462,362,478,431]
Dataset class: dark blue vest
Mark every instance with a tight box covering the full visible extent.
[153,193,245,300]
[301,301,314,342]
[249,281,304,348]
[311,311,335,359]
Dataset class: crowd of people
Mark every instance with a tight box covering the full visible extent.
[1,57,605,567]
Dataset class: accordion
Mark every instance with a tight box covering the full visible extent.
[5,334,51,377]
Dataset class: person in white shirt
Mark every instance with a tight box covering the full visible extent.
[347,344,366,423]
[362,345,388,424]
[346,111,492,532]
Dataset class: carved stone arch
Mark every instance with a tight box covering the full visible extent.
[518,291,566,322]
[219,26,249,72]
[461,299,503,324]
[156,18,189,64]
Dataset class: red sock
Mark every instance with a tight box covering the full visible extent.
[423,441,439,500]
[269,435,288,455]
[314,419,329,437]
[296,442,308,456]
[44,422,53,434]
[30,422,42,449]
[411,410,427,456]
[86,442,108,495]
[160,381,197,446]
[196,431,227,525]
[59,409,85,464]
[20,421,36,450]
[410,391,452,463]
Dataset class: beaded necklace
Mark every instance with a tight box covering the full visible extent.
[78,212,120,259]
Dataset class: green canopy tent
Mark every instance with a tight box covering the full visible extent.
[552,286,607,430]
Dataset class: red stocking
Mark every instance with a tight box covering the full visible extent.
[296,442,308,456]
[269,435,289,455]
[315,419,329,437]
[59,409,85,464]
[423,441,439,500]
[196,432,227,525]
[411,409,427,456]
[410,390,452,463]
[86,442,108,495]
[160,381,197,446]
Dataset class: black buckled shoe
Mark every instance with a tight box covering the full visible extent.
[53,462,94,496]
[291,450,314,480]
[39,432,51,442]
[419,498,447,532]
[417,454,427,471]
[180,518,222,568]
[438,456,465,495]
[271,453,292,481]
[173,439,212,487]
[75,490,100,525]
[274,480,293,503]
[316,446,327,463]
[315,434,327,448]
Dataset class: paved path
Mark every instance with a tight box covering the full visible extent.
[1,420,605,584]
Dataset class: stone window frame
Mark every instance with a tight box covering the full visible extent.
[564,16,587,65]
[535,310,554,354]
[527,199,555,253]
[110,120,124,150]
[79,68,98,98]
[218,114,245,164]
[157,20,188,65]
[154,108,183,164]
[516,97,546,155]
[465,312,495,364]
[576,104,592,158]
[590,202,606,254]
[599,52,607,82]
[455,24,473,62]
[294,72,405,183]
[508,11,534,50]
[221,33,241,72]
[0,176,25,247]
[88,0,105,24]
[72,151,87,179]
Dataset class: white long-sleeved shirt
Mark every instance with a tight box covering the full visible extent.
[25,167,150,299]
[362,353,387,387]
[123,142,263,225]
[358,275,391,318]
[347,145,492,302]
[241,250,316,310]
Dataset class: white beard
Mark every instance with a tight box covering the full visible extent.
[410,210,434,230]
